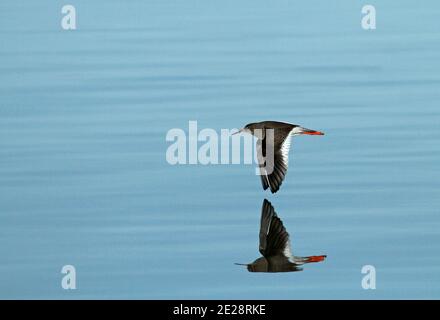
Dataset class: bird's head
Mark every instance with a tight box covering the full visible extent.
[232,122,261,136]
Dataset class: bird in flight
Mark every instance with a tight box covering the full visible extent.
[235,199,326,272]
[233,121,324,193]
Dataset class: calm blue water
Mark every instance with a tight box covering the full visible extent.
[1,0,440,299]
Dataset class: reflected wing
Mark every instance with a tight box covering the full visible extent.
[257,129,292,193]
[259,199,293,258]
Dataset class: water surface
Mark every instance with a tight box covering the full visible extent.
[1,0,440,299]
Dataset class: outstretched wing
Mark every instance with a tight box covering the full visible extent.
[259,199,293,258]
[257,127,292,193]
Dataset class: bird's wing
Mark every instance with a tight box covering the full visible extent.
[257,142,270,190]
[259,199,293,258]
[257,128,292,193]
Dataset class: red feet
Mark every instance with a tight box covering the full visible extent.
[306,255,327,263]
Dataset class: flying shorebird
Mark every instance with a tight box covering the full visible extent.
[233,121,324,193]
[235,199,326,273]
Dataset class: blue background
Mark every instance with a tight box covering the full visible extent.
[1,0,439,299]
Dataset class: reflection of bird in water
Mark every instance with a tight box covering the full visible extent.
[233,121,324,193]
[236,199,326,273]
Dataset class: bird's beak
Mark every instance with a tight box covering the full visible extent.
[298,127,324,135]
[234,263,249,266]
[232,128,244,136]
